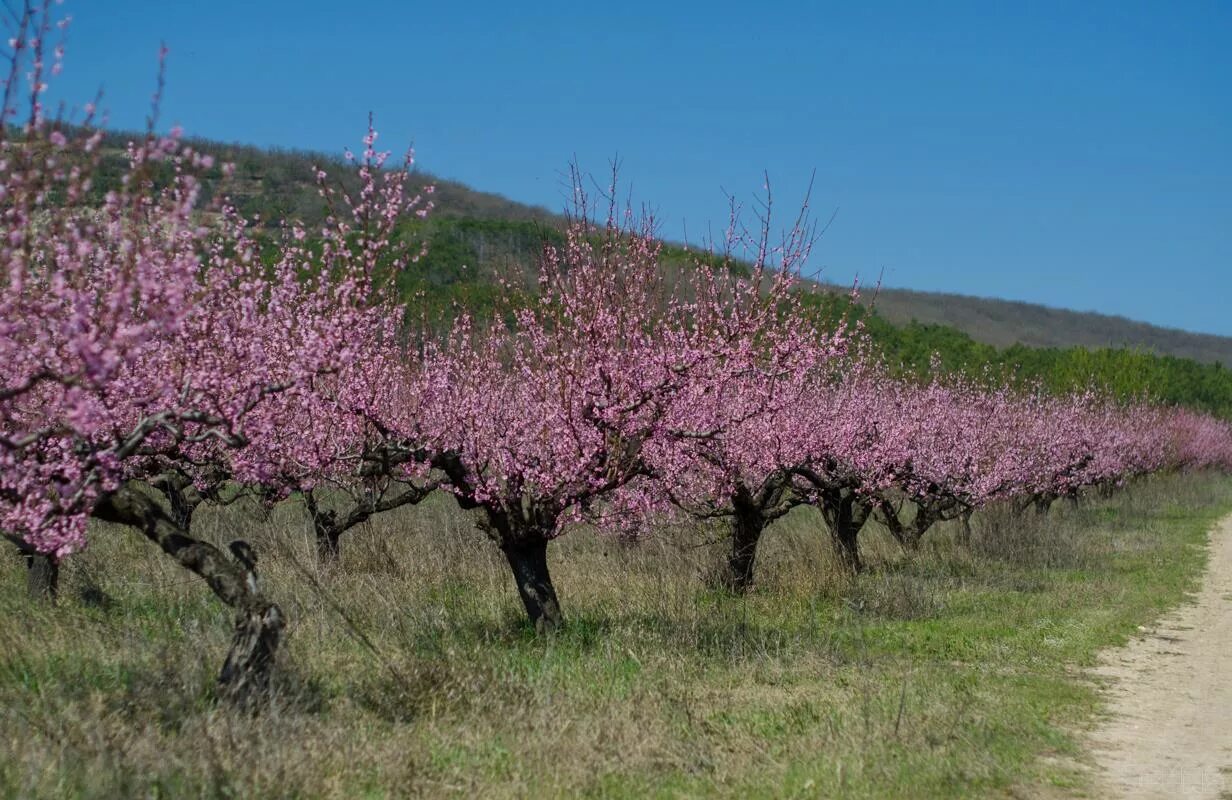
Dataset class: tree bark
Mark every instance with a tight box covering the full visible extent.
[24,552,58,601]
[316,523,342,561]
[958,508,975,547]
[877,505,921,552]
[818,488,872,574]
[501,537,563,633]
[831,518,863,573]
[93,485,284,707]
[150,471,203,531]
[303,491,341,563]
[304,483,432,564]
[432,452,564,632]
[723,500,765,593]
[880,500,956,553]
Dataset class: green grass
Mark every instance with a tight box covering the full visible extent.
[1,473,1230,798]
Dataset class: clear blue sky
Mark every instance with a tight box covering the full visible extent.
[47,1,1232,335]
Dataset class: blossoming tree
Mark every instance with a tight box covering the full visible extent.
[0,5,426,700]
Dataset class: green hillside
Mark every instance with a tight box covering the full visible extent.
[93,128,1232,414]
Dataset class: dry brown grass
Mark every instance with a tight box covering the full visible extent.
[1,473,1230,798]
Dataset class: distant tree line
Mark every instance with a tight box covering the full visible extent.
[802,293,1232,418]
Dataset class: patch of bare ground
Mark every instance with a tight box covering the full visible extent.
[1090,513,1232,799]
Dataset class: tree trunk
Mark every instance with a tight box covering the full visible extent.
[958,508,975,547]
[819,488,872,574]
[311,513,343,562]
[166,483,200,531]
[724,504,765,593]
[93,485,284,707]
[304,490,342,563]
[24,553,58,601]
[501,537,563,633]
[151,471,202,531]
[831,518,863,573]
[877,505,921,552]
[316,526,341,561]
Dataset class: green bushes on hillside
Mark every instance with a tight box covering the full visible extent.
[802,292,1232,417]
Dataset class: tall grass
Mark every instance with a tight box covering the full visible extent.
[1,472,1229,798]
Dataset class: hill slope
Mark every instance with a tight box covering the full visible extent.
[855,286,1232,366]
[102,129,1232,363]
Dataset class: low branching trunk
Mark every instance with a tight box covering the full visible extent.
[304,491,344,562]
[24,552,58,601]
[1013,494,1054,517]
[315,522,342,561]
[876,497,965,553]
[501,536,563,633]
[830,519,864,574]
[433,451,565,632]
[6,534,59,602]
[877,505,923,552]
[958,508,975,547]
[304,483,431,564]
[724,500,766,593]
[817,487,873,574]
[712,475,797,593]
[93,485,284,707]
[150,470,203,532]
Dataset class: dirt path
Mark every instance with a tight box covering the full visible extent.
[1090,513,1232,799]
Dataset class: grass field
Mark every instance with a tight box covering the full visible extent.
[1,473,1230,798]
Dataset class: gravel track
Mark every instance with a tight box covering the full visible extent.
[1091,513,1232,799]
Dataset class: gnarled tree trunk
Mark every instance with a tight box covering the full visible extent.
[24,552,58,601]
[316,523,342,561]
[710,475,799,593]
[304,491,344,562]
[877,498,965,553]
[818,487,873,574]
[433,451,565,633]
[94,485,284,707]
[958,507,975,547]
[501,536,563,633]
[6,534,59,602]
[304,483,432,564]
[877,504,923,552]
[150,470,203,532]
[723,496,766,593]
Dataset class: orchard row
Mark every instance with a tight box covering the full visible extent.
[3,4,1231,703]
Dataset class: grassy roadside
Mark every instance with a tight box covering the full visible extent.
[1,472,1229,798]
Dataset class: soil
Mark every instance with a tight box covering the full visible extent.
[1090,514,1232,799]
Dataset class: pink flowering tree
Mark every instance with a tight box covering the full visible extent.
[200,127,439,562]
[417,178,822,628]
[419,204,681,631]
[0,4,424,701]
[867,376,1016,549]
[0,107,287,701]
[636,216,853,592]
[1165,407,1232,472]
[993,390,1127,515]
[776,360,910,572]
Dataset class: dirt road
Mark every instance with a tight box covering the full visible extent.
[1090,513,1232,799]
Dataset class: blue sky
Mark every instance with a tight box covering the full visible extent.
[46,1,1232,335]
